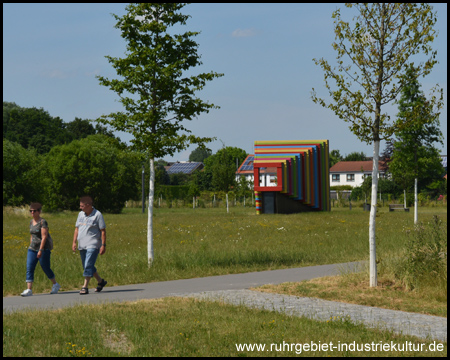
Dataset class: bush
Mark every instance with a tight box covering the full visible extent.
[43,135,140,213]
[394,215,447,291]
[3,139,44,206]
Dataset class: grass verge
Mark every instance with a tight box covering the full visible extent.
[3,297,447,357]
[255,271,447,318]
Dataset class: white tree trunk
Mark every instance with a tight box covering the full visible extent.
[369,141,379,287]
[414,178,418,224]
[148,157,155,267]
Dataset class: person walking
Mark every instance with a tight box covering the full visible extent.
[72,196,107,295]
[21,203,60,296]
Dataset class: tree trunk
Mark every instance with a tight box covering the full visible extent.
[369,140,379,287]
[148,157,155,267]
[414,178,418,224]
[404,189,406,208]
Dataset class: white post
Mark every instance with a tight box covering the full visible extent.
[148,157,155,267]
[414,178,418,224]
[193,196,195,209]
[244,195,246,207]
[226,193,229,213]
[404,189,406,208]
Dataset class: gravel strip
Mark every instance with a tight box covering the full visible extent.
[178,289,447,342]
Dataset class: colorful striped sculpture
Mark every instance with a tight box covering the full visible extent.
[253,140,330,213]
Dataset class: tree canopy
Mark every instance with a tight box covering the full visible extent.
[96,3,223,265]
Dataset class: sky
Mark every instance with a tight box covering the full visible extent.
[3,3,447,162]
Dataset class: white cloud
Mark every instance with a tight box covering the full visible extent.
[231,28,257,38]
[48,69,68,79]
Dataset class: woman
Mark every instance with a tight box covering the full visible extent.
[21,203,60,296]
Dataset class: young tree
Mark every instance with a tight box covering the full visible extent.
[97,3,223,266]
[389,65,444,223]
[311,4,440,287]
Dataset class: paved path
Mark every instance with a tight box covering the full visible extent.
[182,290,447,342]
[3,261,446,342]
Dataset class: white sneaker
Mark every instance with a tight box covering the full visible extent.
[21,289,33,297]
[50,283,61,294]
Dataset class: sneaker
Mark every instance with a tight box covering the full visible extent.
[21,289,33,297]
[50,283,61,294]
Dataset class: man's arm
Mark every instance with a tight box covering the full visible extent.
[72,227,78,251]
[99,228,106,255]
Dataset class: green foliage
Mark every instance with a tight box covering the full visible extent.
[329,149,343,167]
[96,3,223,159]
[157,185,189,201]
[43,135,140,213]
[330,185,353,191]
[349,178,402,202]
[3,104,70,154]
[3,139,43,206]
[312,3,439,144]
[388,65,444,192]
[343,151,366,161]
[203,146,248,192]
[189,146,212,162]
[394,215,447,291]
[3,102,123,155]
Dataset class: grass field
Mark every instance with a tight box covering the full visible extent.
[3,205,447,297]
[2,297,447,357]
[3,205,447,357]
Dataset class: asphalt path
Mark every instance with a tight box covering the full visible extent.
[3,261,364,314]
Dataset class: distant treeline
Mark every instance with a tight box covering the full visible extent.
[3,102,252,212]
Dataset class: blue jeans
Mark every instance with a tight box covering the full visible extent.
[26,249,55,282]
[79,248,99,277]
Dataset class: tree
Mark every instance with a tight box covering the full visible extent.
[343,151,366,161]
[3,105,70,154]
[189,146,212,162]
[97,3,223,266]
[389,65,444,223]
[204,146,248,192]
[3,139,43,206]
[311,4,440,287]
[329,149,343,167]
[43,135,140,213]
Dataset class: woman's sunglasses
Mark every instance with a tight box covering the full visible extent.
[29,210,40,213]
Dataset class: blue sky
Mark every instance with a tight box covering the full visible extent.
[3,3,447,162]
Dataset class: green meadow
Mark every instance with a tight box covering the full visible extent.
[3,205,447,357]
[3,205,446,297]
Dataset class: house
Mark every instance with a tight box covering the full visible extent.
[235,154,277,187]
[329,161,388,188]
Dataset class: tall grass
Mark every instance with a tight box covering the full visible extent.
[3,206,447,296]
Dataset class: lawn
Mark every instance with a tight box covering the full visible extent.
[3,205,447,297]
[2,297,447,357]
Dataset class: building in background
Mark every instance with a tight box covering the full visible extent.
[329,161,387,188]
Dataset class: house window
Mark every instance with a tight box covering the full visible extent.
[347,174,355,182]
[332,174,340,182]
[364,174,371,179]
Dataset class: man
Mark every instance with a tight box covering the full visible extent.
[72,196,107,295]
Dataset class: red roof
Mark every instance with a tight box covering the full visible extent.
[330,161,387,173]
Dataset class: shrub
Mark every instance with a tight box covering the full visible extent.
[394,215,447,291]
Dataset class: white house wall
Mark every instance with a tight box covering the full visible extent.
[330,172,383,188]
